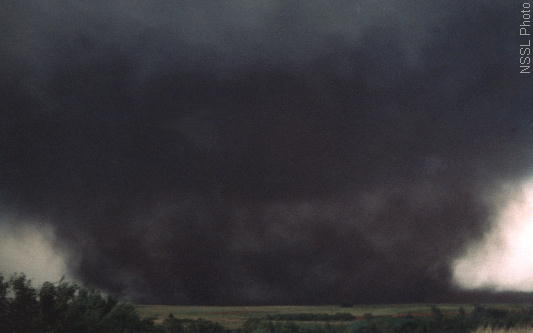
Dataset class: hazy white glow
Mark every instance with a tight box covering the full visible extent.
[453,180,533,291]
[0,219,72,285]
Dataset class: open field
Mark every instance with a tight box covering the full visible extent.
[136,304,527,329]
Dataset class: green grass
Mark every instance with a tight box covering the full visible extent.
[135,304,495,329]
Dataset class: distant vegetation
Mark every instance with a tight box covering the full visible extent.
[472,328,533,333]
[265,313,356,321]
[163,315,227,333]
[3,273,533,333]
[242,307,533,333]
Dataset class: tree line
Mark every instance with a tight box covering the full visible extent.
[0,273,162,333]
[246,305,533,333]
[265,313,356,321]
[2,273,533,333]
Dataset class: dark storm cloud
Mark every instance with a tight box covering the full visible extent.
[0,0,532,304]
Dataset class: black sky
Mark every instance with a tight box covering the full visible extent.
[0,0,532,304]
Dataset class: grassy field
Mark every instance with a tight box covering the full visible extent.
[135,304,524,329]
